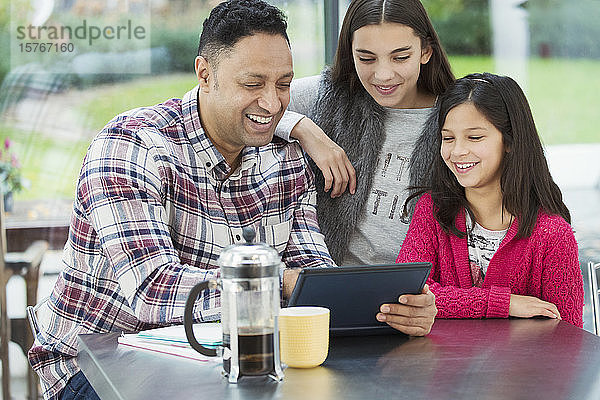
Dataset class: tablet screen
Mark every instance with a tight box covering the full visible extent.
[287,263,431,335]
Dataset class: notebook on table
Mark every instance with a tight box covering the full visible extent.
[287,263,432,336]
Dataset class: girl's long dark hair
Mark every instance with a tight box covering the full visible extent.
[331,0,454,96]
[425,73,570,238]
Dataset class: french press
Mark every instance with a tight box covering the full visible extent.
[183,227,284,383]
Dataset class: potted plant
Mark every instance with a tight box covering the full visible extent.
[0,138,28,212]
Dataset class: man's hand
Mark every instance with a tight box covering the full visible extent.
[509,294,561,320]
[376,284,437,336]
[282,268,302,299]
[292,117,356,198]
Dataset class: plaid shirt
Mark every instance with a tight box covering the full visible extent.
[29,86,334,400]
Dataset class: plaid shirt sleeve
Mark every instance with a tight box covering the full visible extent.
[79,125,220,325]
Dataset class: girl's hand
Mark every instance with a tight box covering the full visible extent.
[377,284,437,336]
[291,117,356,198]
[509,294,561,320]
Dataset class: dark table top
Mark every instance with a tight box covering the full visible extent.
[78,318,600,400]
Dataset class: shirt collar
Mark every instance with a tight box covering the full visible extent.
[182,85,224,172]
[182,85,258,175]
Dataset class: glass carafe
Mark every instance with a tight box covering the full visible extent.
[183,227,284,383]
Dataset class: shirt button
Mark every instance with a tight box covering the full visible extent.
[206,162,211,167]
[236,234,241,241]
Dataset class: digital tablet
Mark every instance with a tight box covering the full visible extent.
[287,263,432,336]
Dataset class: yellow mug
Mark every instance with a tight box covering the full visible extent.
[279,306,330,368]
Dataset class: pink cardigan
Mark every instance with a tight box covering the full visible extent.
[396,193,584,327]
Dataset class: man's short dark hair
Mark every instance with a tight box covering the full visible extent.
[197,0,289,64]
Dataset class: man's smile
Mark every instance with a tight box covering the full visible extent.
[246,113,273,124]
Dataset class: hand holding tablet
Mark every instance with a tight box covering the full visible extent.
[376,283,437,336]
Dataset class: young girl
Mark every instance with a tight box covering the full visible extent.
[396,73,584,327]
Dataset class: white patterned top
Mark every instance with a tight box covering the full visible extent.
[465,212,509,287]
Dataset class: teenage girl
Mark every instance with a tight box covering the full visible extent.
[396,73,584,327]
[278,0,455,335]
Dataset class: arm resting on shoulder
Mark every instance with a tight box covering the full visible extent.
[274,76,356,197]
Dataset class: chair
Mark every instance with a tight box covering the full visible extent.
[0,192,49,400]
[6,240,49,400]
[588,261,600,335]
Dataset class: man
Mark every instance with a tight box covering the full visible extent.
[30,0,436,397]
[28,1,334,399]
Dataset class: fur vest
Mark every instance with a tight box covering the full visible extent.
[308,69,437,264]
[408,105,439,205]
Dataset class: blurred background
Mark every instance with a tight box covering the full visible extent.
[0,0,599,398]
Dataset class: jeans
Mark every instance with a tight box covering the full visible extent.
[60,371,101,400]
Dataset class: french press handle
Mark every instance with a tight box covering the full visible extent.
[183,279,219,356]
